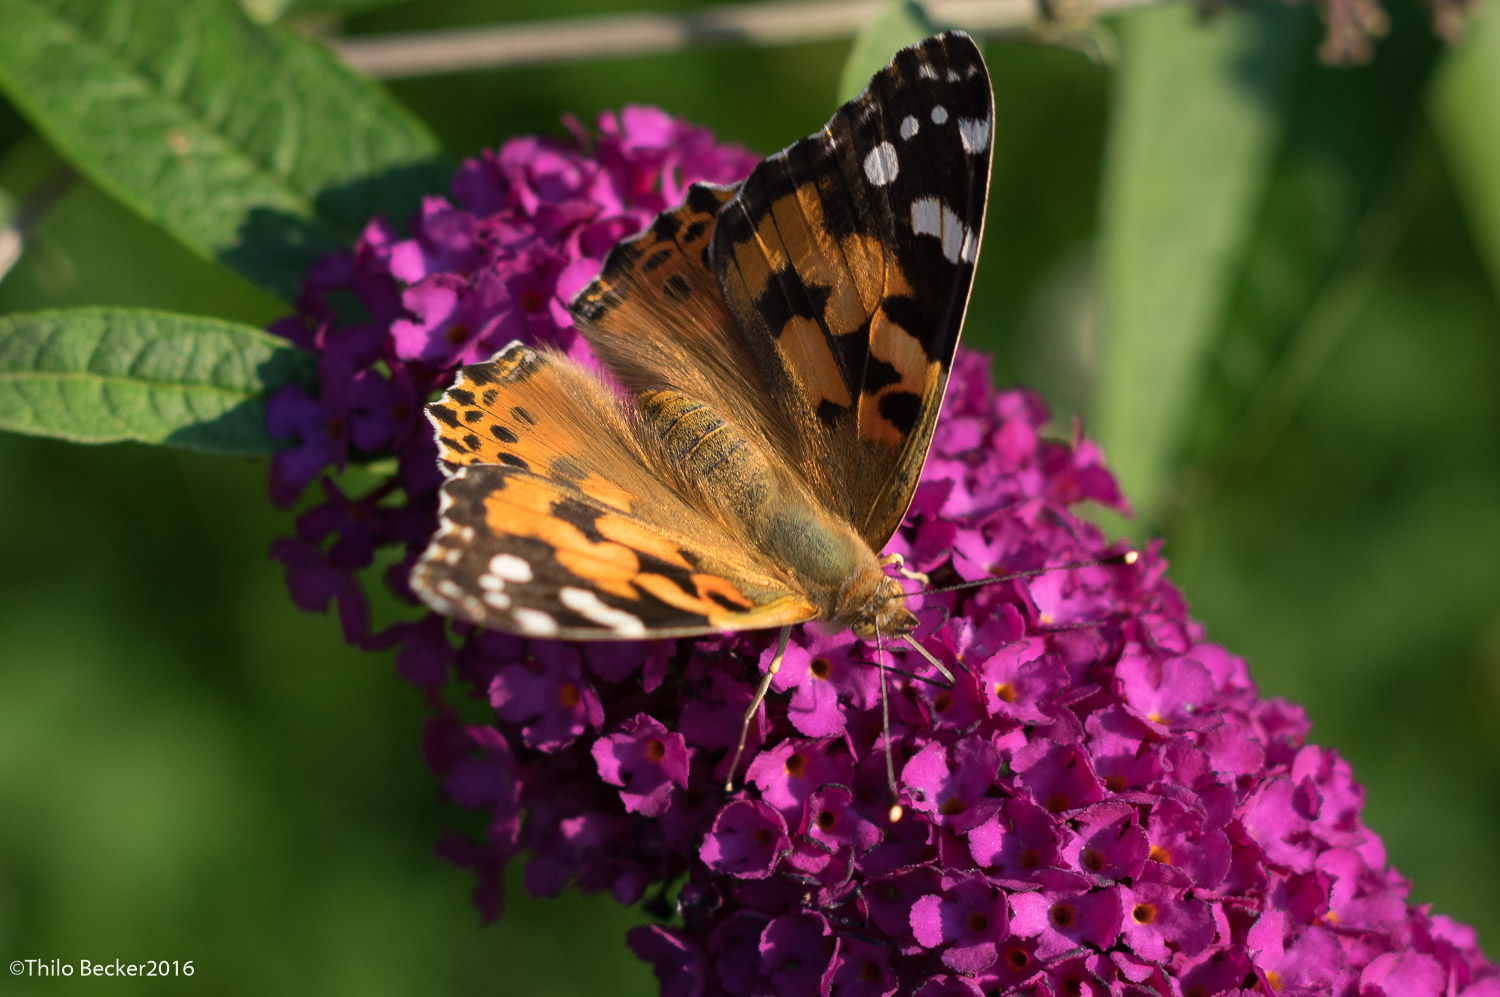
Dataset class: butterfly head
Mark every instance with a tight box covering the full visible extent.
[845,571,918,641]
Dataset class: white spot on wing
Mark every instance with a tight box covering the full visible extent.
[931,105,949,125]
[911,197,943,239]
[863,142,899,186]
[488,553,533,582]
[960,228,979,263]
[560,587,646,636]
[483,591,512,609]
[958,116,991,155]
[946,69,961,82]
[909,196,972,265]
[918,64,938,80]
[900,115,920,140]
[512,608,558,636]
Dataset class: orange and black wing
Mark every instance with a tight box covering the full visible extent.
[710,31,993,549]
[570,182,805,465]
[413,343,817,638]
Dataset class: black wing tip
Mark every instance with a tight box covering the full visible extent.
[860,31,991,99]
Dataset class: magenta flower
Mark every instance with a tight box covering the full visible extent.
[902,736,1004,832]
[699,799,789,880]
[1009,873,1125,961]
[264,108,1498,995]
[910,872,1013,973]
[593,714,691,817]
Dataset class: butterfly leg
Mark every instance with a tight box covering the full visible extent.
[724,624,792,792]
[901,633,957,685]
[880,552,929,586]
[875,625,903,824]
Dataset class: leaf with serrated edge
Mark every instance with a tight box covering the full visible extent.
[0,0,447,303]
[0,308,311,456]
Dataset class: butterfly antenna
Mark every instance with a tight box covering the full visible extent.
[906,550,1139,598]
[875,620,903,824]
[848,653,948,687]
[725,625,791,792]
[899,633,956,686]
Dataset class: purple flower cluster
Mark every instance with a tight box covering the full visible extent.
[265,109,1498,996]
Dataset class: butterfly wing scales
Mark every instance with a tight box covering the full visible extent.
[711,32,993,549]
[570,183,805,465]
[415,343,818,638]
[415,465,817,638]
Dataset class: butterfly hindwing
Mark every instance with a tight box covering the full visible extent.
[414,343,819,638]
[710,32,993,549]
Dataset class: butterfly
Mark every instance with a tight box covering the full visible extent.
[411,32,994,797]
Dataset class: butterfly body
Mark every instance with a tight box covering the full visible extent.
[637,385,915,637]
[413,31,992,649]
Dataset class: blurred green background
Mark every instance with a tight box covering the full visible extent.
[1,0,1497,994]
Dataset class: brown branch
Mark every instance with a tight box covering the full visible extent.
[326,0,1160,79]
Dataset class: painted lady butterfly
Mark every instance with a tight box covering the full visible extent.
[412,32,994,797]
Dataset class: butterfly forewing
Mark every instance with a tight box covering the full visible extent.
[415,343,818,638]
[570,183,808,468]
[710,32,993,549]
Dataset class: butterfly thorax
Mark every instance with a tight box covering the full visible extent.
[639,388,915,636]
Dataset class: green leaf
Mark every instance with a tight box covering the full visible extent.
[1093,3,1303,525]
[1431,3,1500,297]
[0,0,448,303]
[0,308,312,455]
[1189,13,1440,479]
[838,1,944,103]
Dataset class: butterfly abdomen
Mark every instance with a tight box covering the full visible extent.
[639,389,768,503]
[639,387,876,617]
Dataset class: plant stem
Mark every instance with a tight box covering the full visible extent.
[326,0,1159,79]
